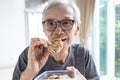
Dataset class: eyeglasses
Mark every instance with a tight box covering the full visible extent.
[42,19,75,31]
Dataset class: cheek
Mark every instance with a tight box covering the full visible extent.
[43,29,52,39]
[67,31,75,42]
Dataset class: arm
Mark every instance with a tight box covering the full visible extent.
[12,38,50,80]
[12,47,28,80]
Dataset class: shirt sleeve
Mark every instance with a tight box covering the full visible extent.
[84,46,100,80]
[12,47,28,80]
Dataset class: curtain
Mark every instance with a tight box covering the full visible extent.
[77,0,95,45]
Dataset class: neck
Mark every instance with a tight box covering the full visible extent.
[50,49,69,64]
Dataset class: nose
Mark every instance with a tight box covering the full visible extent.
[54,24,63,34]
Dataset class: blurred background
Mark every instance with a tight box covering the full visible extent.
[0,0,120,80]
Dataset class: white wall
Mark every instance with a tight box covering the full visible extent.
[0,0,26,79]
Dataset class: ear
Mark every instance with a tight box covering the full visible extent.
[74,24,80,36]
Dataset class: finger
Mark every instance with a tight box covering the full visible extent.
[66,67,86,80]
[29,42,43,58]
[31,38,44,44]
[66,66,76,72]
[32,40,49,55]
[31,38,40,42]
[31,41,43,47]
[47,40,52,46]
[30,39,46,51]
[29,38,50,57]
[66,66,80,76]
[43,40,49,47]
[31,38,46,45]
[40,40,49,56]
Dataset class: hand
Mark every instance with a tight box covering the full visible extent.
[20,38,50,80]
[66,66,87,80]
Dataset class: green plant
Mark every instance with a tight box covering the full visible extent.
[115,21,120,78]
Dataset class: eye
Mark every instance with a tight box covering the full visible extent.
[47,20,56,26]
[43,20,56,26]
[42,20,56,31]
[62,21,70,25]
[62,20,73,28]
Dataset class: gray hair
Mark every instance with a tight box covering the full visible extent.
[42,0,81,24]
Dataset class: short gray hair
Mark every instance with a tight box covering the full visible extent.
[42,0,81,24]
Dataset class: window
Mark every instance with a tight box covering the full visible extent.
[115,4,120,78]
[92,0,120,79]
[24,0,49,45]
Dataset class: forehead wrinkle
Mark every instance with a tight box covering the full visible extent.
[44,16,74,21]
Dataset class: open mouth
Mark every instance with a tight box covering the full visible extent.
[61,38,67,42]
[52,38,67,42]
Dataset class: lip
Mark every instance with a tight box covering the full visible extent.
[52,37,67,41]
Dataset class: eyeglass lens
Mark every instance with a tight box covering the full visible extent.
[42,19,74,31]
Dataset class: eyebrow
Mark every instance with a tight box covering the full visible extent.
[62,16,74,19]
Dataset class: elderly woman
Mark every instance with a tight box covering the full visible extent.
[12,0,99,80]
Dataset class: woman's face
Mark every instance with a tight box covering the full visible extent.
[43,4,79,51]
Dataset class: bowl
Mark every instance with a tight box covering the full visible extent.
[34,70,78,80]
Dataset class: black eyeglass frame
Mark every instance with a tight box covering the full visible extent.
[42,19,75,31]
